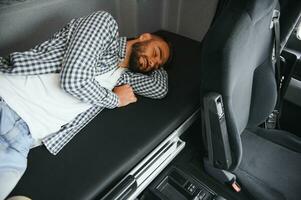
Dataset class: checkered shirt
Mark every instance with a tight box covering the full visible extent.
[0,11,168,155]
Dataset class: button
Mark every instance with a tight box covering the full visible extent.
[229,179,241,192]
[193,190,207,200]
[185,182,197,194]
[199,191,206,199]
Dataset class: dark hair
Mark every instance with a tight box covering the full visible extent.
[152,33,174,69]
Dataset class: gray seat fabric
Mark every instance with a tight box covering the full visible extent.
[200,0,301,199]
[236,129,301,200]
[249,127,301,153]
[201,0,279,170]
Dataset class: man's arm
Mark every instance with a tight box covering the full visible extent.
[116,68,168,99]
[0,19,75,75]
[60,11,120,108]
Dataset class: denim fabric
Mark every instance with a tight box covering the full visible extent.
[0,99,33,200]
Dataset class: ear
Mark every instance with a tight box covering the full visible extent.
[138,33,152,41]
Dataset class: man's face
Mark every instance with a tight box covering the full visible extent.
[129,35,170,73]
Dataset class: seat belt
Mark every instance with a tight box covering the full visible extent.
[266,9,282,129]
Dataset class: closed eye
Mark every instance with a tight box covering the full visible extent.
[158,47,162,59]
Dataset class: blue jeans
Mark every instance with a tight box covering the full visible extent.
[0,99,34,200]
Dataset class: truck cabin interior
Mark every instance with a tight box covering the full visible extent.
[0,0,301,200]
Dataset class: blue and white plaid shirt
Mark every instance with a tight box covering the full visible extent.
[0,11,168,155]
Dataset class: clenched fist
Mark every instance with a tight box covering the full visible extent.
[113,84,137,107]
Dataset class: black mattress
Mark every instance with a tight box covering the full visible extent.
[10,31,203,200]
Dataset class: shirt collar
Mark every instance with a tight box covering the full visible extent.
[118,37,127,60]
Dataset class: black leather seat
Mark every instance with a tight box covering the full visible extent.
[9,31,203,200]
[200,0,301,199]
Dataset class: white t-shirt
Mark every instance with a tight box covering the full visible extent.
[0,67,125,141]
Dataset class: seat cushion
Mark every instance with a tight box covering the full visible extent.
[235,128,301,200]
[9,31,203,200]
[250,127,301,153]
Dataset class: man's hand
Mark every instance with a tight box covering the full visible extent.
[113,84,137,107]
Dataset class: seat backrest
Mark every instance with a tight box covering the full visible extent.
[200,0,279,170]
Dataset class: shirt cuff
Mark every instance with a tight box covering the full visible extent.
[101,90,119,109]
[118,37,127,60]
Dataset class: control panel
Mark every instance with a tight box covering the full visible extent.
[145,167,226,200]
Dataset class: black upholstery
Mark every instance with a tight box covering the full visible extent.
[200,0,301,199]
[201,0,278,170]
[9,31,203,200]
[249,127,301,153]
[236,129,301,200]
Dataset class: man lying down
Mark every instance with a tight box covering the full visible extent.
[0,11,171,199]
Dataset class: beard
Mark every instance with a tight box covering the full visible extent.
[128,42,146,73]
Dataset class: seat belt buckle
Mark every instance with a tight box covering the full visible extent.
[229,179,241,192]
[265,110,279,129]
[270,10,280,29]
